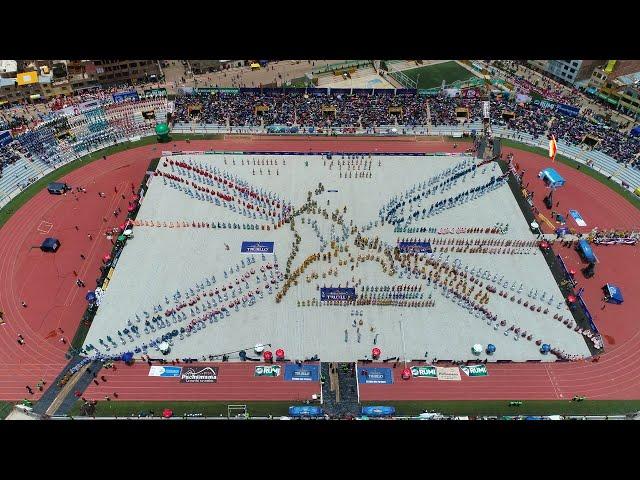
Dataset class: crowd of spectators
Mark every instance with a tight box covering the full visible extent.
[172,91,639,167]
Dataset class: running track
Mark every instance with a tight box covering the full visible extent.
[1,136,638,402]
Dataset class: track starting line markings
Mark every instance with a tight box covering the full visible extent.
[37,221,53,234]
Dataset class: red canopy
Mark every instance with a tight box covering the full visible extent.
[263,351,273,361]
[371,347,381,359]
[569,269,576,276]
[401,368,412,380]
[275,348,285,358]
[540,241,550,249]
[567,294,577,303]
[102,254,111,262]
[127,205,135,212]
[162,408,173,418]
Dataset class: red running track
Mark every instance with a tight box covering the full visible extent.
[1,136,639,402]
[82,362,320,402]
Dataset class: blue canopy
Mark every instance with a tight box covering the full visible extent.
[577,239,597,263]
[486,344,496,353]
[288,405,323,417]
[85,291,97,303]
[40,237,60,252]
[361,406,396,417]
[541,344,551,353]
[630,126,640,137]
[539,168,565,188]
[605,284,624,304]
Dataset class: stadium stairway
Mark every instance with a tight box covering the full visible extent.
[31,355,89,416]
[320,362,359,417]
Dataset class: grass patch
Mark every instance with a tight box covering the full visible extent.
[401,61,476,89]
[286,76,312,88]
[362,400,640,417]
[67,400,293,418]
[500,138,640,211]
[0,401,13,420]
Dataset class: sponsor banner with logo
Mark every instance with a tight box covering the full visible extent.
[283,363,320,382]
[112,91,140,103]
[556,103,580,117]
[240,241,274,254]
[180,366,219,383]
[0,130,13,147]
[460,364,488,377]
[320,287,356,302]
[398,241,432,254]
[436,367,462,381]
[254,365,281,377]
[78,100,102,113]
[357,367,394,384]
[144,88,167,98]
[16,71,39,86]
[569,210,587,227]
[148,366,183,377]
[410,365,437,378]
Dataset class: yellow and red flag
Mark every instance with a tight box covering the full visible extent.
[549,135,557,162]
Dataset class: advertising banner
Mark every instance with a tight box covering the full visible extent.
[144,88,167,97]
[254,365,281,377]
[398,241,432,254]
[410,365,437,378]
[460,364,488,377]
[148,366,183,377]
[16,71,39,86]
[556,103,580,117]
[320,287,356,301]
[569,210,587,227]
[358,367,394,384]
[240,241,274,254]
[180,366,219,383]
[112,91,140,103]
[283,364,320,382]
[0,130,13,147]
[436,367,462,381]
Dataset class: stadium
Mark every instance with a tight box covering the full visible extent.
[1,59,640,421]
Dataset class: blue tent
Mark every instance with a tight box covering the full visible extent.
[577,239,597,263]
[288,405,323,417]
[40,237,60,252]
[630,126,640,137]
[604,284,624,304]
[361,406,396,417]
[539,168,566,188]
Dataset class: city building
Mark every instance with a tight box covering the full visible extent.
[88,60,161,86]
[527,60,602,84]
[190,60,221,75]
[585,61,640,117]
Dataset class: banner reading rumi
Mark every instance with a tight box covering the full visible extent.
[410,365,437,378]
[460,364,488,377]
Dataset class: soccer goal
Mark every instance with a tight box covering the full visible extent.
[227,404,248,418]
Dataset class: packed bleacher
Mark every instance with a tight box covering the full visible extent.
[0,93,168,200]
[172,90,639,168]
[1,84,639,202]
